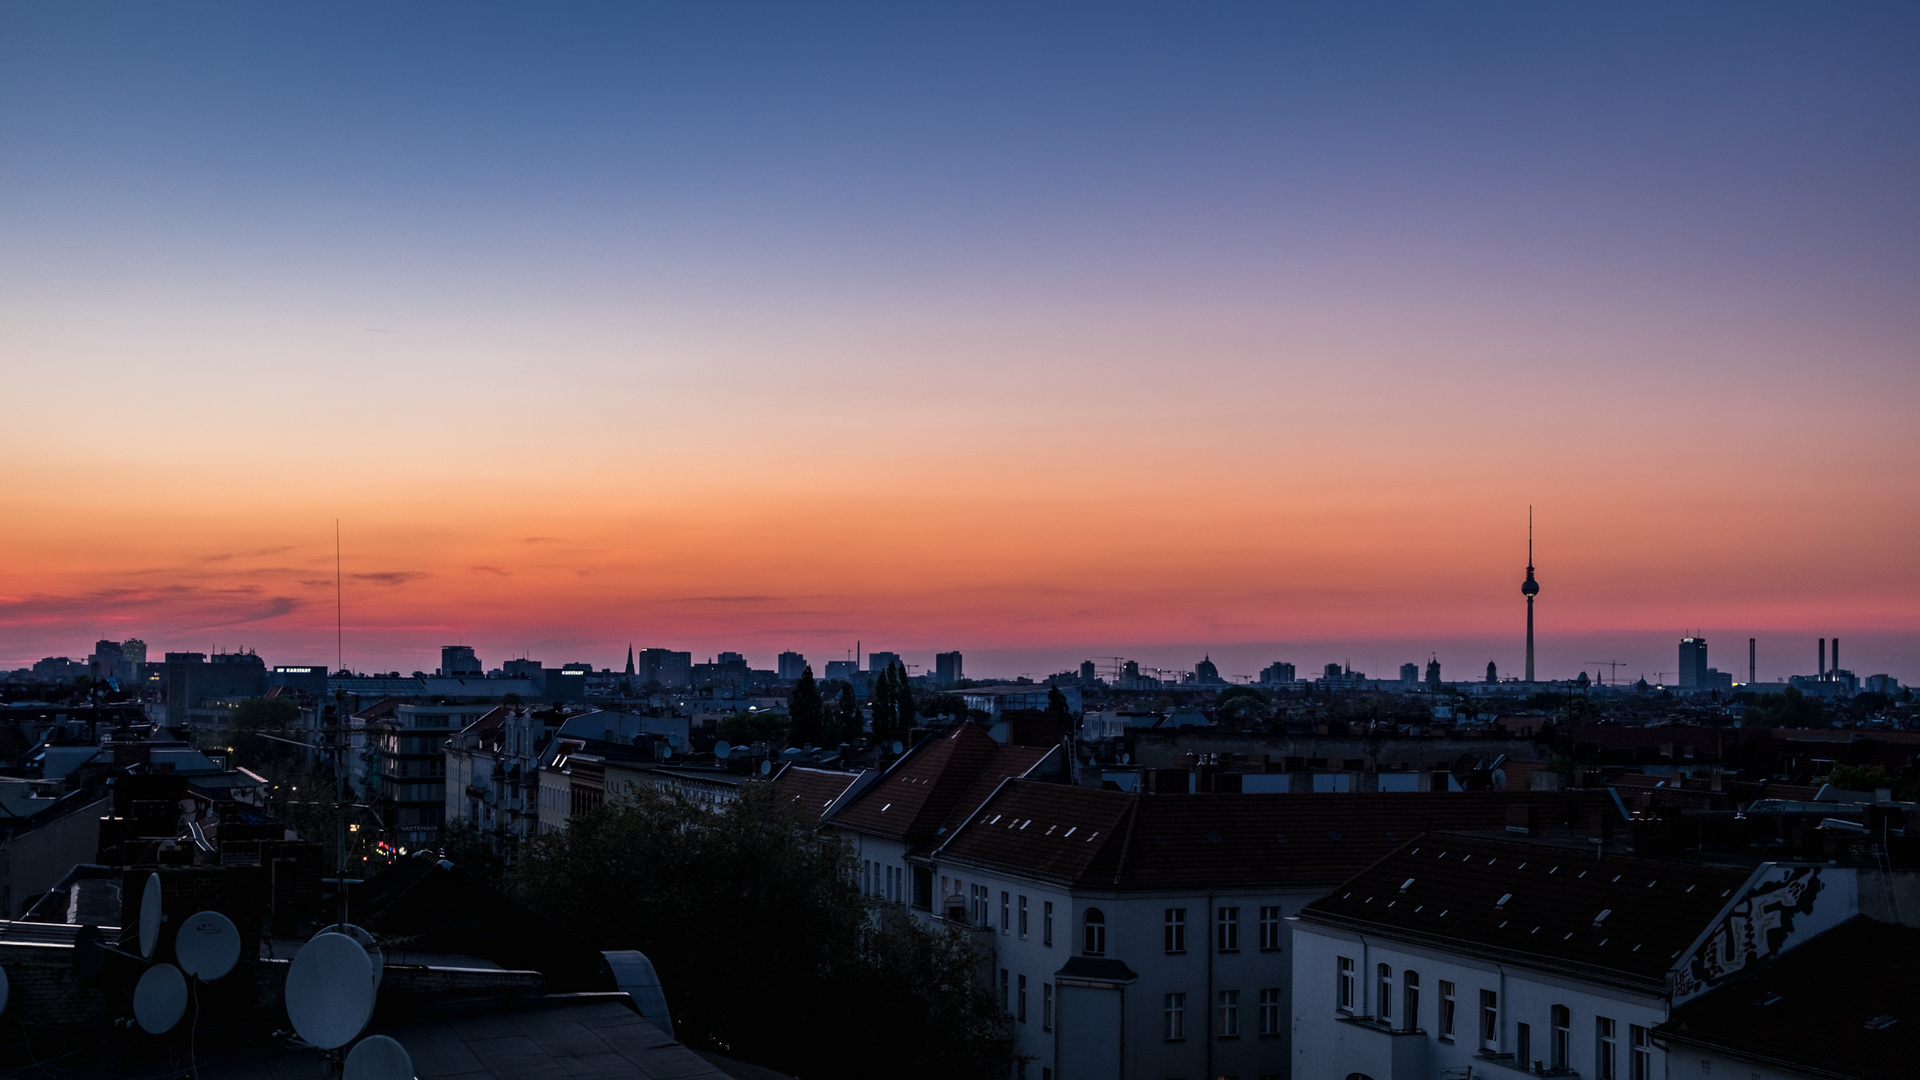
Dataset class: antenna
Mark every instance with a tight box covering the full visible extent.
[336,520,343,672]
[133,963,188,1034]
[175,910,241,981]
[284,932,376,1050]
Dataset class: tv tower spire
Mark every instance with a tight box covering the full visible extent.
[1521,507,1540,682]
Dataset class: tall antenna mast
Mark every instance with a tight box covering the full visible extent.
[336,520,344,673]
[334,519,348,925]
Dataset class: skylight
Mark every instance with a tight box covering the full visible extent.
[1495,893,1512,907]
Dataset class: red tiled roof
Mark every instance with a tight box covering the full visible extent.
[1301,833,1754,985]
[936,784,1617,890]
[829,725,1052,848]
[772,766,864,817]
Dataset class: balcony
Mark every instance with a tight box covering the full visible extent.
[1330,1014,1429,1080]
[1474,1051,1579,1078]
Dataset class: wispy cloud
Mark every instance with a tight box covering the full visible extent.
[350,571,428,586]
[470,566,511,576]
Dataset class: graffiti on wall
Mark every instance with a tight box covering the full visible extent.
[1674,866,1827,1001]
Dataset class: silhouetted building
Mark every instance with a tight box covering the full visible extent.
[1261,662,1297,685]
[936,651,964,686]
[1192,655,1224,685]
[1679,637,1709,689]
[867,650,901,674]
[269,665,330,695]
[440,645,482,677]
[1425,657,1442,688]
[1080,660,1097,683]
[1486,660,1498,683]
[634,648,692,690]
[1400,662,1420,687]
[778,651,807,681]
[163,651,267,727]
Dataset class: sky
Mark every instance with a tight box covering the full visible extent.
[2,3,1917,684]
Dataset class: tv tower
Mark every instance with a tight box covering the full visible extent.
[1521,507,1539,682]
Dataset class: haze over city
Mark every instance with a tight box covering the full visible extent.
[3,3,1916,681]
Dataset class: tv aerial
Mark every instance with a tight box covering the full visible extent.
[285,932,377,1050]
[176,910,241,981]
[343,1034,416,1080]
[133,962,188,1034]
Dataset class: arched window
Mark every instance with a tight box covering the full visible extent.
[1551,1004,1572,1070]
[1376,964,1392,1020]
[1083,908,1107,956]
[1403,971,1420,1031]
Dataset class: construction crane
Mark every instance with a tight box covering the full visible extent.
[1585,660,1628,686]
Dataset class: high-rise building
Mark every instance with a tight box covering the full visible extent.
[634,648,693,690]
[1520,509,1540,682]
[1079,660,1097,683]
[440,645,482,677]
[1400,662,1420,687]
[935,651,964,686]
[1485,660,1498,684]
[867,650,901,674]
[777,651,808,681]
[1261,661,1296,685]
[1679,637,1709,689]
[88,639,126,683]
[1425,657,1442,688]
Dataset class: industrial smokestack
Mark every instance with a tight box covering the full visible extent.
[1749,638,1755,685]
[1819,638,1826,679]
[1833,638,1840,675]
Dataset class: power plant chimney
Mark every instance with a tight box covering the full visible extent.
[1749,638,1755,685]
[1832,637,1840,676]
[1819,638,1826,679]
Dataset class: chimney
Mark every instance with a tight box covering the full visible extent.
[1832,638,1840,675]
[1819,638,1826,678]
[1749,638,1756,684]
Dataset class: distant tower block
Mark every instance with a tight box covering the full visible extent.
[1486,661,1497,684]
[1520,509,1540,682]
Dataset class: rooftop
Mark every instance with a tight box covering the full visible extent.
[829,724,1053,848]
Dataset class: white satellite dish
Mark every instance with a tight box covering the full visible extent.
[660,744,672,760]
[758,760,772,776]
[138,874,163,959]
[133,963,187,1034]
[342,1034,415,1080]
[285,933,376,1050]
[176,910,241,981]
[316,923,385,989]
[713,741,731,759]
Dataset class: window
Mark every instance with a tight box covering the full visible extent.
[1164,993,1187,1040]
[1217,906,1240,951]
[1438,980,1456,1038]
[1376,965,1392,1021]
[999,968,1009,1012]
[1083,908,1106,956]
[1259,906,1283,951]
[1551,1005,1571,1071]
[1403,971,1419,1031]
[1630,1025,1652,1080]
[1218,990,1239,1038]
[1018,974,1028,1023]
[1517,1023,1531,1070]
[1259,988,1282,1036]
[1019,895,1029,938]
[1044,901,1054,946]
[1002,890,1011,933]
[1043,982,1054,1032]
[1164,908,1188,953]
[1337,957,1356,1010]
[1480,989,1499,1049]
[1597,1016,1617,1080]
[972,884,990,927]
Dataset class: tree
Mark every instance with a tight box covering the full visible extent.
[893,662,918,731]
[834,681,862,743]
[1214,685,1272,722]
[508,786,1014,1078]
[1744,687,1823,729]
[1045,681,1074,736]
[717,709,789,747]
[788,666,827,747]
[870,666,896,741]
[1824,763,1893,792]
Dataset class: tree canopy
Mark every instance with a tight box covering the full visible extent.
[788,666,826,747]
[507,785,1015,1078]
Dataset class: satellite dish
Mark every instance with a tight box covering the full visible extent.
[176,910,241,981]
[316,924,385,989]
[343,1034,415,1080]
[782,747,801,759]
[138,874,163,959]
[758,760,772,776]
[133,963,187,1034]
[714,741,732,760]
[285,932,376,1049]
[660,745,672,760]
[891,741,904,754]
[1121,753,1131,765]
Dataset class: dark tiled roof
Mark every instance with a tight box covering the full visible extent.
[1300,833,1754,985]
[829,725,1050,847]
[771,766,863,817]
[937,784,1617,890]
[1656,918,1920,1080]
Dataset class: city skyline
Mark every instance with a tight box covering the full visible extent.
[4,5,1917,683]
